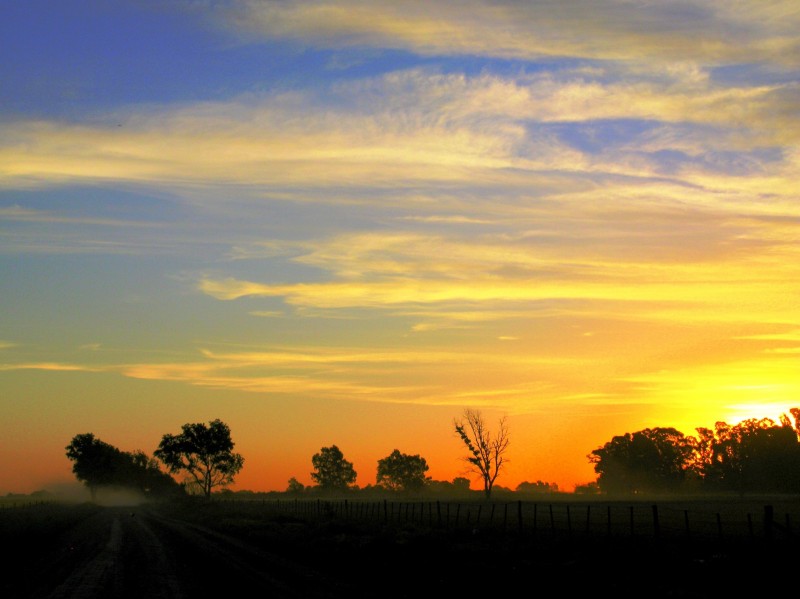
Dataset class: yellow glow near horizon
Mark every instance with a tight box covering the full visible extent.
[2,1,799,496]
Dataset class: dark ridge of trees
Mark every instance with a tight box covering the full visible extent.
[65,433,183,501]
[516,480,560,494]
[64,407,800,502]
[589,407,800,495]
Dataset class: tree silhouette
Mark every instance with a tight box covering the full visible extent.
[66,433,182,501]
[154,419,244,499]
[588,408,800,495]
[701,414,800,494]
[126,450,184,498]
[516,480,559,494]
[310,445,357,492]
[376,449,430,492]
[66,433,128,501]
[453,408,510,500]
[588,427,695,494]
[286,477,305,494]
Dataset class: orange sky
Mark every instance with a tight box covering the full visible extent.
[2,1,799,495]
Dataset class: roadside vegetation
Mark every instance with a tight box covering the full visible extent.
[53,406,800,505]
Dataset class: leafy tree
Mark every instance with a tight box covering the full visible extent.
[310,445,357,492]
[154,419,244,499]
[453,408,510,500]
[701,414,800,494]
[286,477,305,494]
[588,427,695,494]
[66,433,129,501]
[426,477,473,496]
[451,476,472,492]
[376,449,430,492]
[125,450,184,498]
[66,434,182,501]
[516,480,559,494]
[574,481,601,495]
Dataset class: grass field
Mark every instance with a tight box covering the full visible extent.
[2,494,799,597]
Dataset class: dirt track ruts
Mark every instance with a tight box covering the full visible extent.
[7,505,345,599]
[5,500,799,599]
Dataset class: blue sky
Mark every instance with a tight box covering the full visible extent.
[2,0,799,494]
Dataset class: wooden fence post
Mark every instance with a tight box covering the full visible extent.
[684,510,691,539]
[566,505,572,539]
[764,505,774,542]
[585,505,591,536]
[652,505,660,541]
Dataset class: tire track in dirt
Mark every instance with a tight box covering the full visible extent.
[140,508,345,598]
[21,505,345,599]
[121,511,184,599]
[46,514,123,599]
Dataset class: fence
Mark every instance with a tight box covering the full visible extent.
[213,497,798,545]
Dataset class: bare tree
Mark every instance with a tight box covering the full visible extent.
[453,408,510,500]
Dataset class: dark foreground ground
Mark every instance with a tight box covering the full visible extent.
[2,499,798,598]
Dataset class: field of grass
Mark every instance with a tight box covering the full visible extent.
[2,494,798,597]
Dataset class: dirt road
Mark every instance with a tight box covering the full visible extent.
[5,505,346,599]
[4,501,797,598]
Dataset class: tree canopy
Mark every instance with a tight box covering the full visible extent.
[310,445,357,492]
[588,427,695,494]
[376,449,430,493]
[65,433,182,501]
[588,408,800,495]
[698,411,800,494]
[154,419,244,499]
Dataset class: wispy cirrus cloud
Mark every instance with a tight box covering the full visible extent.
[6,331,793,416]
[0,362,104,372]
[1,68,796,201]
[214,0,800,67]
[0,205,164,227]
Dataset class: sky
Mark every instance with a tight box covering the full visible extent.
[2,0,799,496]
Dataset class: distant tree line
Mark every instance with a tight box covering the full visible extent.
[588,408,800,495]
[66,407,800,503]
[64,411,539,502]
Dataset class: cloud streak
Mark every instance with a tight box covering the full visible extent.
[2,69,796,203]
[217,1,800,67]
[2,0,799,493]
